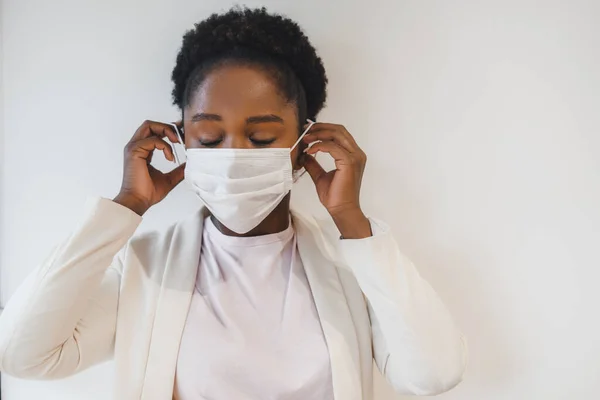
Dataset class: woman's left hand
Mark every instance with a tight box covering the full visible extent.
[301,122,372,239]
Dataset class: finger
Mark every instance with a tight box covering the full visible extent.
[128,136,175,162]
[304,129,357,154]
[146,148,154,164]
[301,154,327,184]
[132,120,181,144]
[305,123,359,149]
[305,141,352,164]
[164,163,186,188]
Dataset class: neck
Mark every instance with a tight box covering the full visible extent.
[210,193,292,237]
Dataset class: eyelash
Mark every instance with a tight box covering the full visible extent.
[250,138,276,146]
[199,137,276,147]
[199,138,222,147]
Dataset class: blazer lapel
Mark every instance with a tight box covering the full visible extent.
[293,211,363,400]
[141,208,206,399]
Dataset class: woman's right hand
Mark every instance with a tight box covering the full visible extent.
[113,120,185,215]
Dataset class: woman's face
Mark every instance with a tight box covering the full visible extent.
[183,65,304,169]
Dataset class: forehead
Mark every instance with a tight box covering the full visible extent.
[187,65,295,118]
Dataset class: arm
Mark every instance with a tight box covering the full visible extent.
[0,120,184,379]
[0,198,141,379]
[339,218,467,396]
[300,121,467,395]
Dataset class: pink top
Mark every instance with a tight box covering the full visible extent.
[173,216,333,399]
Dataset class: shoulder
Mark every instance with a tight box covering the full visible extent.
[127,224,176,258]
[292,209,339,241]
[291,209,345,265]
[120,208,206,273]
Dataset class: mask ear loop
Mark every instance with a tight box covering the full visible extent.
[167,123,186,165]
[291,119,316,182]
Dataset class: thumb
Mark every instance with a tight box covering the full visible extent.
[301,153,326,184]
[165,162,186,188]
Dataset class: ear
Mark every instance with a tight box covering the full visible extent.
[292,141,308,171]
[179,111,186,142]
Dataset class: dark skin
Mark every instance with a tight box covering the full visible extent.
[114,65,371,239]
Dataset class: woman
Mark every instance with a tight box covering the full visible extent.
[0,7,467,400]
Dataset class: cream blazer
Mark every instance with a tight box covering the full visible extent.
[0,198,467,399]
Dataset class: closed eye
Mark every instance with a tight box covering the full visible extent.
[250,137,277,146]
[199,138,223,147]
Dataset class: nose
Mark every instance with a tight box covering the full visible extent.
[221,133,252,149]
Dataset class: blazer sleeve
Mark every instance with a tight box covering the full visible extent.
[0,197,142,379]
[338,218,468,396]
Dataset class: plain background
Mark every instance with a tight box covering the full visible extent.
[1,0,600,399]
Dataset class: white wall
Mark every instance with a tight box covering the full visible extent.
[2,0,600,399]
[0,0,4,315]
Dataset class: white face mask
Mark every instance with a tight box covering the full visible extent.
[183,120,315,234]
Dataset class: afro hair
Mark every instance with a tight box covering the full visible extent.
[171,7,327,121]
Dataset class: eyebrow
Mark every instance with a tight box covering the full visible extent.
[191,113,222,122]
[246,114,284,124]
[190,113,285,125]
